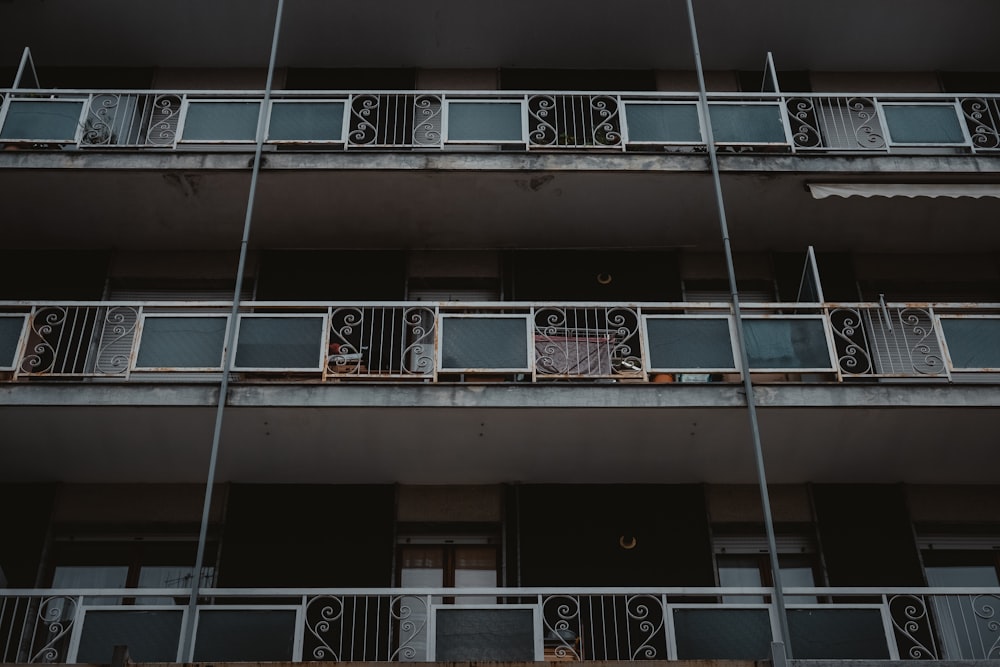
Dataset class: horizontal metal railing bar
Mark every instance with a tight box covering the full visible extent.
[4,88,1000,100]
[3,300,1000,309]
[4,586,1000,596]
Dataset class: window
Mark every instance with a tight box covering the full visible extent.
[49,539,215,605]
[714,535,821,604]
[921,542,1000,659]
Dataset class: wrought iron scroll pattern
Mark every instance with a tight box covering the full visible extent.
[18,306,66,375]
[830,307,873,375]
[973,595,1000,659]
[82,94,120,146]
[94,306,138,375]
[533,307,639,377]
[305,595,344,661]
[897,307,944,375]
[961,97,1000,150]
[327,307,365,375]
[542,595,582,660]
[29,596,77,663]
[847,97,886,149]
[412,95,443,147]
[527,95,622,148]
[786,97,822,148]
[146,95,182,146]
[626,594,667,660]
[349,94,381,145]
[400,306,436,375]
[888,594,938,659]
[390,594,428,661]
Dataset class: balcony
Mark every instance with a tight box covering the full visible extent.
[2,586,999,663]
[2,89,999,154]
[2,300,999,384]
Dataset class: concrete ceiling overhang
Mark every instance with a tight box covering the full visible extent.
[2,154,1000,253]
[1,383,998,485]
[2,1,999,73]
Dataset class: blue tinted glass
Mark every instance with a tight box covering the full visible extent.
[744,318,831,370]
[135,317,226,369]
[645,318,735,370]
[625,103,701,142]
[449,102,522,141]
[941,318,1000,369]
[883,105,964,144]
[710,104,786,143]
[0,316,25,367]
[0,100,84,141]
[441,317,528,370]
[183,102,260,141]
[269,102,344,141]
[235,317,324,369]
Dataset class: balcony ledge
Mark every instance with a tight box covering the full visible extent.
[2,380,1000,410]
[3,148,1000,176]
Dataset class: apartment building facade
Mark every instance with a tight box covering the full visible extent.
[2,0,1000,664]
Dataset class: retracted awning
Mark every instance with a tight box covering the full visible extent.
[808,183,1000,199]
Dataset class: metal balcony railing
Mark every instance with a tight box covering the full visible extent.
[2,586,999,663]
[2,301,999,384]
[2,89,1000,153]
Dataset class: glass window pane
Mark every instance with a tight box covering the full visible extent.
[0,100,84,141]
[744,318,831,370]
[940,318,1000,369]
[135,566,215,605]
[182,102,260,141]
[883,104,964,144]
[645,318,735,370]
[435,608,535,661]
[269,101,344,141]
[135,317,226,369]
[193,610,296,662]
[673,608,772,659]
[440,317,529,370]
[234,316,325,370]
[53,566,129,606]
[77,610,183,664]
[625,103,701,142]
[0,316,25,368]
[448,102,522,141]
[787,609,890,659]
[710,103,786,143]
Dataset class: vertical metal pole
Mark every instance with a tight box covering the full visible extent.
[178,0,286,660]
[682,0,793,657]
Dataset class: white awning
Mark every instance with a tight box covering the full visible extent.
[808,183,1000,200]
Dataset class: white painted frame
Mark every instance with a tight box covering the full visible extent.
[640,314,739,373]
[265,99,348,144]
[878,101,971,147]
[935,314,1000,372]
[622,101,704,146]
[67,604,188,663]
[231,313,328,372]
[177,98,263,144]
[741,314,837,373]
[707,101,793,146]
[131,313,230,371]
[442,98,527,145]
[0,96,87,144]
[437,313,533,373]
[192,605,304,662]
